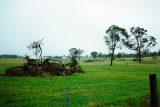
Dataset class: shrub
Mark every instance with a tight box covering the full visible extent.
[84,60,94,62]
[116,58,126,61]
[133,58,138,61]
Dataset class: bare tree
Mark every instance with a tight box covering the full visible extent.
[28,39,43,62]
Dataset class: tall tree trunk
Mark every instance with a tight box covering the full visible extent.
[136,52,139,60]
[39,46,43,63]
[138,48,141,63]
[110,49,115,66]
[111,55,113,66]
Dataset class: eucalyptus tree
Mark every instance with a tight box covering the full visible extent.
[91,51,98,59]
[69,48,79,60]
[104,25,128,66]
[123,27,157,63]
[28,39,43,63]
[68,48,79,66]
[77,49,84,60]
[98,52,102,60]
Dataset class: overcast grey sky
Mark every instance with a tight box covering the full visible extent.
[0,0,160,56]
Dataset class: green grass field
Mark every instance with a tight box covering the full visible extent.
[0,58,160,107]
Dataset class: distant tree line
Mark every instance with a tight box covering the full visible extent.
[44,56,63,60]
[116,51,160,58]
[44,49,160,61]
[89,50,160,60]
[0,54,23,58]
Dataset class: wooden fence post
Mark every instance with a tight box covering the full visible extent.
[149,74,158,107]
[66,87,70,107]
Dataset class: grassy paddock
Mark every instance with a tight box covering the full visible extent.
[0,58,160,106]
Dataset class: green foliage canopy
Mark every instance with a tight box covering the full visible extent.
[123,27,157,63]
[104,25,128,65]
[91,51,98,59]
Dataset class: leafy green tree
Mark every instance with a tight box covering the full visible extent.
[98,52,102,60]
[28,39,43,62]
[123,27,157,63]
[69,48,79,59]
[69,48,79,68]
[152,51,158,59]
[117,53,124,58]
[91,51,98,59]
[142,49,150,57]
[104,25,128,66]
[69,48,84,73]
[77,49,84,60]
